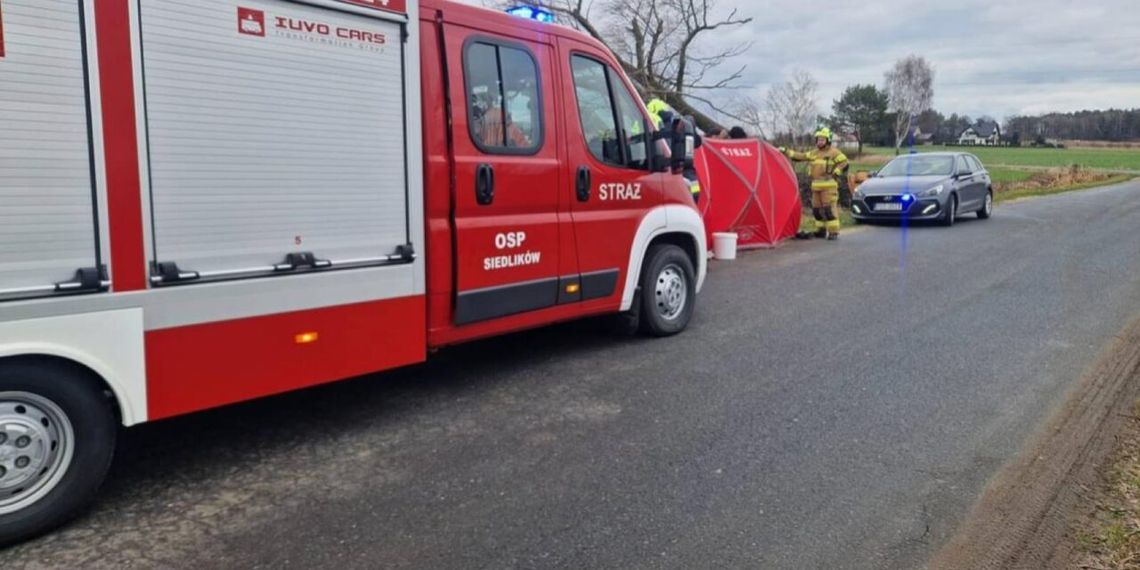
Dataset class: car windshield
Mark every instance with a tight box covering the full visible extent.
[878,155,955,177]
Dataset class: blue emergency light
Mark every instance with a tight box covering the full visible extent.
[506,5,555,23]
[901,193,914,203]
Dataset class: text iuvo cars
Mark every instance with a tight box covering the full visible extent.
[851,152,994,226]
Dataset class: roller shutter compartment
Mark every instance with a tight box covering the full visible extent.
[0,0,103,300]
[139,0,411,284]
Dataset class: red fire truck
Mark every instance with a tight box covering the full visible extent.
[0,0,706,543]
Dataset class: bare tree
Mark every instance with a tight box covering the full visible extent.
[493,0,753,132]
[725,95,768,139]
[884,55,934,150]
[764,70,819,146]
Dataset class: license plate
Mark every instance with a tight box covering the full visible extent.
[874,202,903,212]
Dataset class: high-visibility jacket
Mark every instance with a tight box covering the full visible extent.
[646,98,672,129]
[785,146,848,190]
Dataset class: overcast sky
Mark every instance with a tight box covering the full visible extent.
[698,0,1140,120]
[477,0,1140,121]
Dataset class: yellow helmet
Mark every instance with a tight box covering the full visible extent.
[646,98,672,116]
[814,127,833,142]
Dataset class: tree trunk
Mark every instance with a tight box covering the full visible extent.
[660,93,724,135]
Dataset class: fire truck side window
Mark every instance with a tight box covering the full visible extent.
[611,76,649,169]
[570,55,646,170]
[462,40,542,154]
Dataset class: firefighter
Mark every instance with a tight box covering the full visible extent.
[646,98,672,129]
[646,98,701,204]
[781,127,849,240]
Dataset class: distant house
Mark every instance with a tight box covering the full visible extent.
[913,126,935,145]
[899,126,935,146]
[958,121,1001,145]
[835,132,860,152]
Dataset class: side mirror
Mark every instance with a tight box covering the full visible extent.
[649,125,672,173]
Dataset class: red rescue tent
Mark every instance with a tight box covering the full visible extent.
[695,139,802,249]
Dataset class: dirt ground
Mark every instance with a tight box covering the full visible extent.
[1067,408,1140,569]
[928,315,1140,570]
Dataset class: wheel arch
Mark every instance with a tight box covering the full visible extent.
[0,354,123,425]
[620,204,708,312]
[649,233,700,278]
[0,310,147,426]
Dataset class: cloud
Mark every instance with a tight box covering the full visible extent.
[461,0,1140,121]
[707,0,1140,119]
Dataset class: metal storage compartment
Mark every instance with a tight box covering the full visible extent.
[0,0,102,300]
[139,0,410,284]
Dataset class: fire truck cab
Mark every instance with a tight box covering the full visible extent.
[0,0,705,543]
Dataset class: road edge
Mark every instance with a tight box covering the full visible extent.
[928,313,1140,570]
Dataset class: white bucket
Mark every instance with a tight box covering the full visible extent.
[712,232,739,260]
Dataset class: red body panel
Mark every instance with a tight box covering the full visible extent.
[443,22,564,292]
[145,296,427,420]
[57,0,702,421]
[94,0,147,292]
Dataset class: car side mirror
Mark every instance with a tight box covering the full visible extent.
[650,127,671,173]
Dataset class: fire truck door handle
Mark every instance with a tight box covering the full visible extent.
[475,164,495,205]
[576,166,591,201]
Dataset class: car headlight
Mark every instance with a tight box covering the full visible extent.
[919,184,944,197]
[853,187,864,199]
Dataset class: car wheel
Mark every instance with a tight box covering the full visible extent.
[639,244,696,337]
[941,194,957,227]
[977,190,993,219]
[0,361,116,546]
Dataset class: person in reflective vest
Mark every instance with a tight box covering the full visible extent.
[646,98,672,129]
[781,127,849,240]
[647,98,702,204]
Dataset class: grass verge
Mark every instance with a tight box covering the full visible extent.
[996,175,1132,203]
[799,208,856,233]
[994,168,1133,203]
[1070,401,1140,569]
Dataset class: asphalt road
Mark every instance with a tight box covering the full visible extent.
[5,180,1140,570]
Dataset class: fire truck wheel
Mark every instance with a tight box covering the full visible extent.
[0,361,116,546]
[639,244,696,337]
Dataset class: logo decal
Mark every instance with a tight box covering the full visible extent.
[237,7,265,37]
[0,0,7,59]
[598,182,643,201]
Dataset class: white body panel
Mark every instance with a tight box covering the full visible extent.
[620,204,708,312]
[0,0,425,427]
[0,0,100,297]
[0,309,147,425]
[139,0,410,278]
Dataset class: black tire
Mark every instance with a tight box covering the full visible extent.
[0,361,116,546]
[638,244,697,337]
[977,190,993,219]
[941,194,958,227]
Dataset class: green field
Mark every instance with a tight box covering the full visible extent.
[987,167,1035,183]
[862,145,1140,172]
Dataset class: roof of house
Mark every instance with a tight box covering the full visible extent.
[962,121,1000,138]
